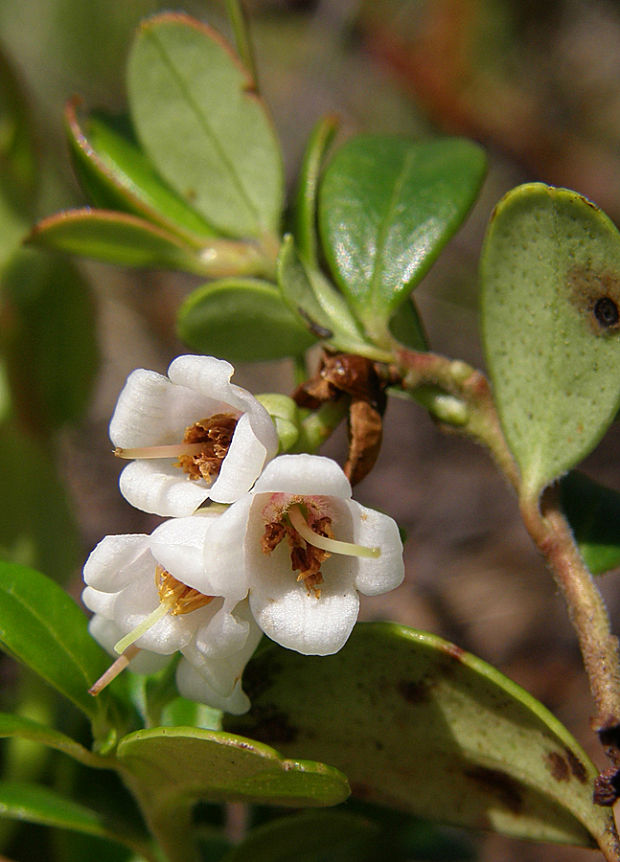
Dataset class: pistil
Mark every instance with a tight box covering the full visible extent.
[287,505,381,559]
[88,568,214,697]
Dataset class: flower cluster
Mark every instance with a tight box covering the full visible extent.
[84,355,404,714]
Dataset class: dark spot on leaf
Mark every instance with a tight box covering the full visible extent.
[235,741,256,752]
[594,296,619,328]
[545,751,570,782]
[464,766,523,813]
[374,739,384,751]
[564,748,588,783]
[397,679,429,705]
[567,267,620,335]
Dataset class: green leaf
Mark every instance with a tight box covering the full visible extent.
[0,562,117,729]
[29,209,210,275]
[0,781,149,856]
[481,183,620,498]
[228,622,616,850]
[277,236,388,361]
[319,136,486,338]
[116,725,349,808]
[560,471,620,575]
[65,101,217,244]
[1,248,98,431]
[388,297,429,351]
[0,712,109,769]
[294,114,339,268]
[178,278,317,362]
[220,811,379,862]
[0,423,80,583]
[127,13,284,239]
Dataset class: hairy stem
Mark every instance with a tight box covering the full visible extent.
[521,489,620,748]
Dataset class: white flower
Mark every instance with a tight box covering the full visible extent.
[200,454,404,656]
[110,355,279,517]
[82,513,261,714]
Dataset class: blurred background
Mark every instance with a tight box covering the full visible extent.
[1,1,620,859]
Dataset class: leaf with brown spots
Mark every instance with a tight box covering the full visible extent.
[481,183,620,499]
[228,622,618,853]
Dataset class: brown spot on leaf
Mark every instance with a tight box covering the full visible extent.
[564,748,588,784]
[545,751,570,782]
[567,266,620,335]
[397,679,430,705]
[465,766,523,813]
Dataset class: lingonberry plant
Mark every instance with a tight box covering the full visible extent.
[1,3,620,861]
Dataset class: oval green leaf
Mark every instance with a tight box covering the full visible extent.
[65,101,217,244]
[2,249,98,432]
[0,781,149,856]
[228,622,617,852]
[560,471,620,575]
[481,183,620,498]
[116,726,349,809]
[178,278,317,362]
[0,562,117,728]
[319,136,486,335]
[29,208,209,274]
[127,13,284,239]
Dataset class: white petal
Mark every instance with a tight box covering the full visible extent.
[252,454,352,498]
[83,534,150,592]
[209,412,269,503]
[193,604,250,658]
[202,496,253,601]
[88,614,169,675]
[176,658,250,714]
[177,607,262,712]
[248,538,359,655]
[119,460,210,517]
[347,502,405,596]
[150,512,219,592]
[168,354,235,401]
[110,364,233,448]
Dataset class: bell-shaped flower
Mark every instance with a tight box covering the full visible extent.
[110,355,279,517]
[82,512,260,714]
[201,454,405,656]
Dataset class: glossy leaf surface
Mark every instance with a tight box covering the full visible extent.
[0,562,115,727]
[319,135,486,333]
[29,209,208,274]
[481,184,620,498]
[1,249,97,432]
[116,725,349,808]
[229,623,615,850]
[560,471,620,575]
[178,278,317,362]
[127,13,283,239]
[65,103,216,243]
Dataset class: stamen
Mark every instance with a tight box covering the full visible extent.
[89,644,140,696]
[287,505,381,559]
[114,443,207,460]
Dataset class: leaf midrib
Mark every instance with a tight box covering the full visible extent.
[147,27,263,232]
